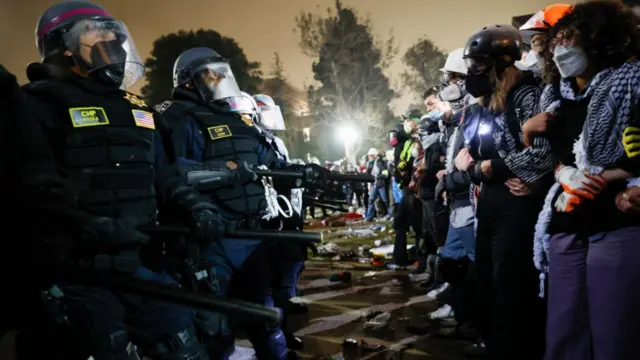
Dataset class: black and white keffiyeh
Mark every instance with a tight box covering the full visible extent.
[582,60,640,166]
[539,78,576,113]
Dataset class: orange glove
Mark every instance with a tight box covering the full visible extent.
[555,165,607,200]
[554,191,584,213]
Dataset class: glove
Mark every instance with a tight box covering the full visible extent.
[188,208,227,247]
[232,160,258,184]
[554,191,584,213]
[554,165,606,200]
[302,163,330,187]
[397,161,407,171]
[81,216,149,253]
[623,126,640,158]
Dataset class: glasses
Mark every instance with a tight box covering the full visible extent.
[549,29,578,52]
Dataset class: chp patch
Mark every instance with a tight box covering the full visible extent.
[132,110,155,129]
[207,125,232,140]
[68,107,109,127]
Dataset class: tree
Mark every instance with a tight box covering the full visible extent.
[400,37,447,101]
[294,0,397,164]
[142,29,263,105]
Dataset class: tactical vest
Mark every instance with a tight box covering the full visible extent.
[169,101,267,217]
[24,79,158,224]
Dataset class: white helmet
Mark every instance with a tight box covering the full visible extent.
[367,148,378,156]
[253,94,286,131]
[440,48,468,75]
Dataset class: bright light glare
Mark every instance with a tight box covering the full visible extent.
[337,124,359,143]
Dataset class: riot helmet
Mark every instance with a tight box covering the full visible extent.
[173,47,242,103]
[35,1,144,88]
[254,94,286,131]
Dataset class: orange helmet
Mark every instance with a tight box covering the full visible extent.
[520,4,573,43]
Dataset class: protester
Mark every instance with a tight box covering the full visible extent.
[463,24,554,360]
[521,2,640,359]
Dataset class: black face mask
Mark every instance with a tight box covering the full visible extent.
[465,72,493,98]
[87,40,127,88]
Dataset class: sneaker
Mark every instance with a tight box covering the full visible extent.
[426,282,451,299]
[408,272,431,283]
[428,304,454,320]
[463,341,487,357]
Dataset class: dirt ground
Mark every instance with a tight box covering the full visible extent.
[0,221,473,360]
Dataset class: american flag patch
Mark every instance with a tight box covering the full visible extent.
[132,110,155,129]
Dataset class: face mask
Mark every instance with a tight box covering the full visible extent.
[411,146,420,158]
[426,110,444,122]
[439,84,463,102]
[389,132,398,146]
[553,45,589,79]
[465,72,493,98]
[87,40,127,87]
[403,120,414,134]
[520,51,542,75]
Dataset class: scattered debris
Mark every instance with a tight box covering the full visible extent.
[363,311,391,331]
[316,242,341,256]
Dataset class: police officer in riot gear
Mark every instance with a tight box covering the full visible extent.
[157,47,326,360]
[18,2,223,359]
[253,93,306,350]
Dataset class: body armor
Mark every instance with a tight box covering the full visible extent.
[24,79,158,225]
[162,100,268,218]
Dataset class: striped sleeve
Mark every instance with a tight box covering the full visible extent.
[504,85,557,183]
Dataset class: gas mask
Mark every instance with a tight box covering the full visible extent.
[403,120,415,134]
[81,39,127,87]
[553,45,589,79]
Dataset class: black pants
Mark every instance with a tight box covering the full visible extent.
[476,184,546,360]
[422,199,448,251]
[392,188,423,266]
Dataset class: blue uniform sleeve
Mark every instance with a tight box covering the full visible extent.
[256,142,289,169]
[167,115,206,172]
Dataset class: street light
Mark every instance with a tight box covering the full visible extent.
[337,124,359,143]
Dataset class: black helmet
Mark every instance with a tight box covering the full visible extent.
[35,1,144,88]
[463,25,523,73]
[36,1,113,60]
[172,47,242,102]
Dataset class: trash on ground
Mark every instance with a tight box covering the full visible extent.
[363,311,391,331]
[316,242,341,256]
[329,271,352,282]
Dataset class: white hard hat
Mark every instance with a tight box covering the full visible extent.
[367,148,378,156]
[440,48,468,75]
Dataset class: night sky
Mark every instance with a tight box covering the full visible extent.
[0,0,572,111]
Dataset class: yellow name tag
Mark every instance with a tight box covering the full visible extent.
[207,125,232,140]
[68,107,109,128]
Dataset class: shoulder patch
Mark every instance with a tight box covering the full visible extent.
[124,92,147,107]
[154,100,173,114]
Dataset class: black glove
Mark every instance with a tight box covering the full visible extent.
[302,164,330,187]
[188,207,227,247]
[233,160,258,185]
[81,216,149,253]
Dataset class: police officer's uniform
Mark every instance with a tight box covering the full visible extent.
[17,2,219,359]
[156,48,288,360]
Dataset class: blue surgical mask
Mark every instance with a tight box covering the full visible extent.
[426,110,444,122]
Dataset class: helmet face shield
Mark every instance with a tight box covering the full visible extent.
[191,62,242,102]
[62,19,144,89]
[258,105,286,130]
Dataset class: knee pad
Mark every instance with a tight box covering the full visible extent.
[439,258,469,285]
[142,325,209,360]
